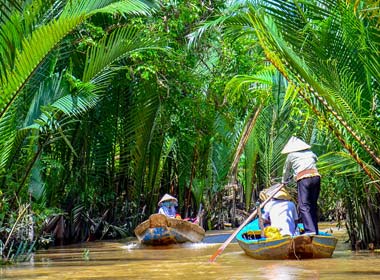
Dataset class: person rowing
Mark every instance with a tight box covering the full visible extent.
[281,136,321,235]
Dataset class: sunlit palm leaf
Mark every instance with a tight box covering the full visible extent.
[61,0,155,17]
[0,111,17,169]
[50,92,100,118]
[83,26,159,85]
[245,0,380,186]
[0,0,155,118]
[0,17,82,117]
[126,82,161,201]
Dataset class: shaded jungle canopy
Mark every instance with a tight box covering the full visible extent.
[0,0,379,263]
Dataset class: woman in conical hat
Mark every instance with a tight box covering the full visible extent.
[158,194,178,218]
[281,136,321,235]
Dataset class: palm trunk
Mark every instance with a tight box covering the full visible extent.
[227,106,263,225]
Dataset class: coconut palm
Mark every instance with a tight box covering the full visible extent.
[244,0,380,187]
[244,0,380,247]
[205,0,380,246]
[0,0,156,186]
[187,2,308,222]
[189,0,380,245]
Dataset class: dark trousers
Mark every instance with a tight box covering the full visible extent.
[297,176,321,234]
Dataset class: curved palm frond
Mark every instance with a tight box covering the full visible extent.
[0,0,155,119]
[125,81,161,202]
[244,0,380,187]
[83,26,161,85]
[61,0,155,17]
[224,66,277,105]
[0,17,81,116]
[211,111,243,186]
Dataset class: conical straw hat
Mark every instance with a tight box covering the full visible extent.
[281,136,311,154]
[259,184,292,201]
[158,194,178,206]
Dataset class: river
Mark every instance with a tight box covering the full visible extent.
[1,222,380,279]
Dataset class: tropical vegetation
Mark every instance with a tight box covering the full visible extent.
[0,0,379,264]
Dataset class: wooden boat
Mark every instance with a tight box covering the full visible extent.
[236,219,338,260]
[134,213,205,245]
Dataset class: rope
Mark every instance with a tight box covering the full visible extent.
[291,238,300,260]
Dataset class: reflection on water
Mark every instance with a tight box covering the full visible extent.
[1,223,380,280]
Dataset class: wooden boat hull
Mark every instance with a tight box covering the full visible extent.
[289,234,338,259]
[238,236,292,260]
[237,219,338,260]
[134,214,205,245]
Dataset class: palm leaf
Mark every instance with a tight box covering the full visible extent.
[83,26,160,85]
[0,0,22,24]
[245,0,380,186]
[0,0,155,119]
[0,111,17,170]
[61,0,155,17]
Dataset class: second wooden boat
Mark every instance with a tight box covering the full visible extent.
[134,213,205,245]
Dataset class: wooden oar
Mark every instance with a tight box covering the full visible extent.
[257,201,265,237]
[209,183,285,262]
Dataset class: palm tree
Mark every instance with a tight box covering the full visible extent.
[224,0,380,248]
[187,2,309,226]
[245,0,380,187]
[0,0,156,184]
[0,0,158,250]
[189,0,380,246]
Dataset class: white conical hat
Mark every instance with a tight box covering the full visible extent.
[158,194,178,206]
[281,136,311,154]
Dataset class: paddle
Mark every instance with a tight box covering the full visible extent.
[209,183,285,262]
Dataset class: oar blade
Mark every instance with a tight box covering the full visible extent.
[209,247,224,262]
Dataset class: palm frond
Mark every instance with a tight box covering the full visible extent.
[187,2,242,47]
[224,66,277,105]
[61,0,154,16]
[211,112,244,186]
[126,81,161,199]
[87,0,156,16]
[0,10,24,80]
[0,0,22,24]
[0,0,155,119]
[0,111,17,170]
[0,16,83,118]
[83,26,159,85]
[318,151,361,176]
[245,0,380,184]
[50,91,100,118]
[23,72,65,127]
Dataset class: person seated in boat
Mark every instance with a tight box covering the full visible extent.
[183,216,199,223]
[157,193,178,218]
[260,185,298,236]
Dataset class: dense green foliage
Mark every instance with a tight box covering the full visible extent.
[0,0,379,263]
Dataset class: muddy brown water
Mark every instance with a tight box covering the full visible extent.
[1,222,380,279]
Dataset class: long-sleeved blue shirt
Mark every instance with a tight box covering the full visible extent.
[158,205,176,218]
